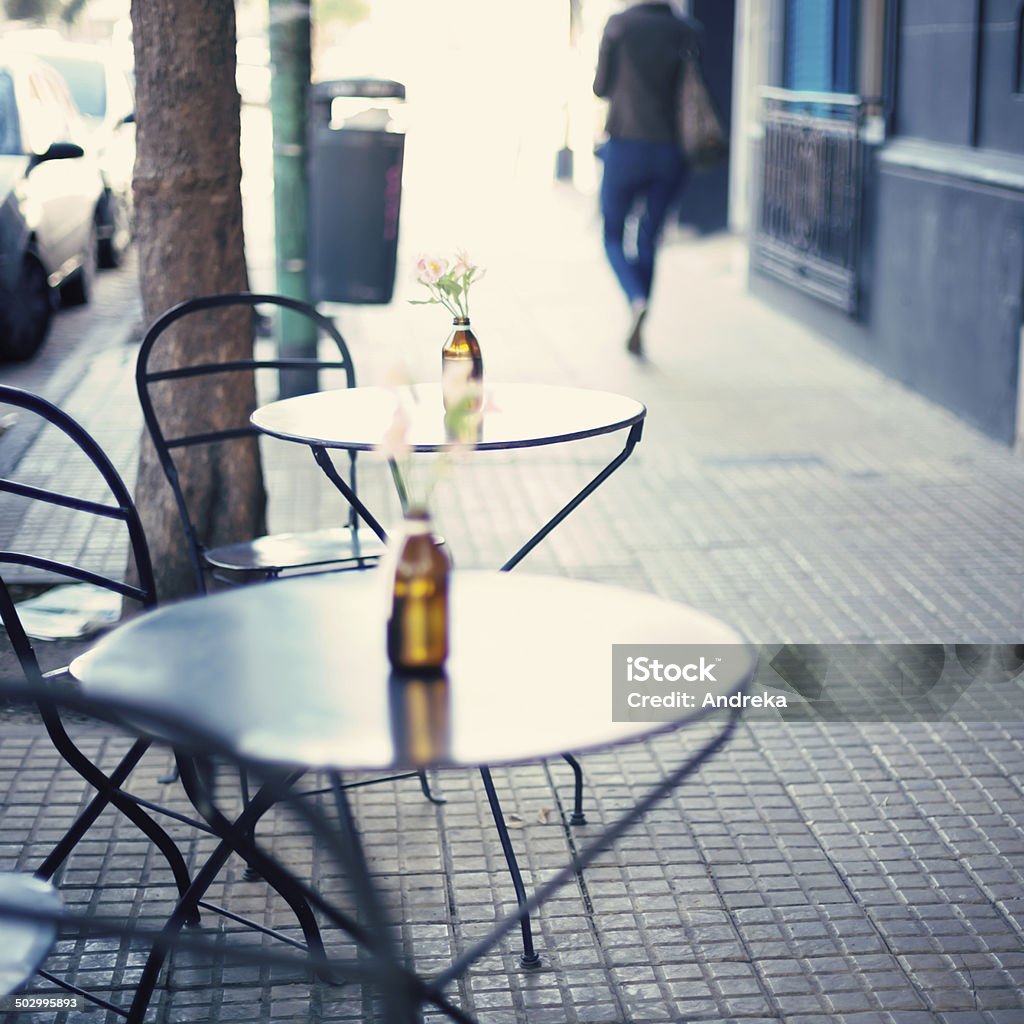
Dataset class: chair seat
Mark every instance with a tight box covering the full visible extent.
[203,527,387,574]
[0,873,61,996]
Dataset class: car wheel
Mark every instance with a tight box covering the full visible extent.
[97,190,131,269]
[0,254,53,361]
[60,220,97,306]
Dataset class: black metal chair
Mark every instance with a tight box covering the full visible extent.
[0,386,204,923]
[136,292,385,594]
[0,681,460,1023]
[0,392,336,1017]
[136,298,443,804]
[0,681,336,1022]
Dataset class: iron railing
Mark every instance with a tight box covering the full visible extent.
[754,88,866,315]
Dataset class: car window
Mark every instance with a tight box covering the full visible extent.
[107,66,133,121]
[38,64,81,131]
[20,64,80,153]
[20,70,65,153]
[39,54,107,119]
[0,71,18,155]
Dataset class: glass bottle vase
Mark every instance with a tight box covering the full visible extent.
[386,510,451,673]
[441,316,483,410]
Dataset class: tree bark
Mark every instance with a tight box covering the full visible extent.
[130,0,266,600]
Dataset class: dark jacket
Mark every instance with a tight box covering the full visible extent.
[593,2,698,143]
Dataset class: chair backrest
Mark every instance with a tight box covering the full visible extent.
[0,386,157,685]
[135,292,358,593]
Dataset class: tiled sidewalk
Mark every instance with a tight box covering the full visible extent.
[1,187,1023,1023]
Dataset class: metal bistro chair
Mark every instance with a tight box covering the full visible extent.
[0,389,340,1017]
[136,292,386,595]
[136,294,443,805]
[0,682,339,1023]
[0,386,199,937]
[0,682,454,1024]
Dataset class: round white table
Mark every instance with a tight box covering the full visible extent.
[252,382,645,453]
[251,383,647,571]
[71,571,755,1023]
[71,571,749,770]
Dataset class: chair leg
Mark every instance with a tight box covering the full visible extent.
[176,760,326,961]
[36,735,149,880]
[237,765,261,881]
[35,714,198,925]
[479,767,541,969]
[417,770,446,805]
[158,756,180,785]
[562,753,587,825]
[130,766,326,1024]
[126,827,241,1023]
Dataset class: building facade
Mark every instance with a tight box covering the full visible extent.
[732,0,1024,446]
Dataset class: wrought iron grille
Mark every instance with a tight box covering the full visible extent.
[754,88,865,314]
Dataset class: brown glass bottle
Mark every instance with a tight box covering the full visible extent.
[387,511,451,672]
[441,317,483,409]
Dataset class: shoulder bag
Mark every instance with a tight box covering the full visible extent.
[676,51,728,172]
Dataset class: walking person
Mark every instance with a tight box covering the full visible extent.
[593,1,698,357]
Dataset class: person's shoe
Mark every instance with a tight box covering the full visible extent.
[626,300,647,357]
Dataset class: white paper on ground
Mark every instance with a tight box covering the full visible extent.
[13,584,122,641]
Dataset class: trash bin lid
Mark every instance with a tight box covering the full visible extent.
[312,78,405,101]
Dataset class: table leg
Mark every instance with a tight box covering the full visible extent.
[498,422,643,830]
[479,766,541,969]
[561,753,587,825]
[329,771,427,1023]
[310,445,389,543]
[418,769,446,805]
[434,707,743,991]
[500,419,643,572]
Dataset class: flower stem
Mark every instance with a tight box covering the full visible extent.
[388,458,410,515]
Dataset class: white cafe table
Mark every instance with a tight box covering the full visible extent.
[251,382,647,571]
[71,570,755,1023]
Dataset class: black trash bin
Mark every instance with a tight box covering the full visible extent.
[309,78,405,304]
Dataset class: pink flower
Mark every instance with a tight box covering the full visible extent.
[451,250,475,279]
[416,255,448,285]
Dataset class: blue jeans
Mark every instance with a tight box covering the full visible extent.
[599,138,687,305]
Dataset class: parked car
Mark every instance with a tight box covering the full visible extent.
[16,39,136,268]
[0,49,105,360]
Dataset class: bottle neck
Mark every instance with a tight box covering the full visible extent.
[452,317,471,328]
[402,510,433,534]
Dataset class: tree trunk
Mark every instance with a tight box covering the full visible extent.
[130,0,266,600]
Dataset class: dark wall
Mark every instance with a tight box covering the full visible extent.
[870,160,1024,442]
[677,0,735,233]
[977,0,1024,155]
[897,0,1024,154]
[752,147,1024,444]
[895,0,978,146]
[751,0,1024,444]
[880,0,1024,440]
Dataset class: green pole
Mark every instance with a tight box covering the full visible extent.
[268,0,317,397]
